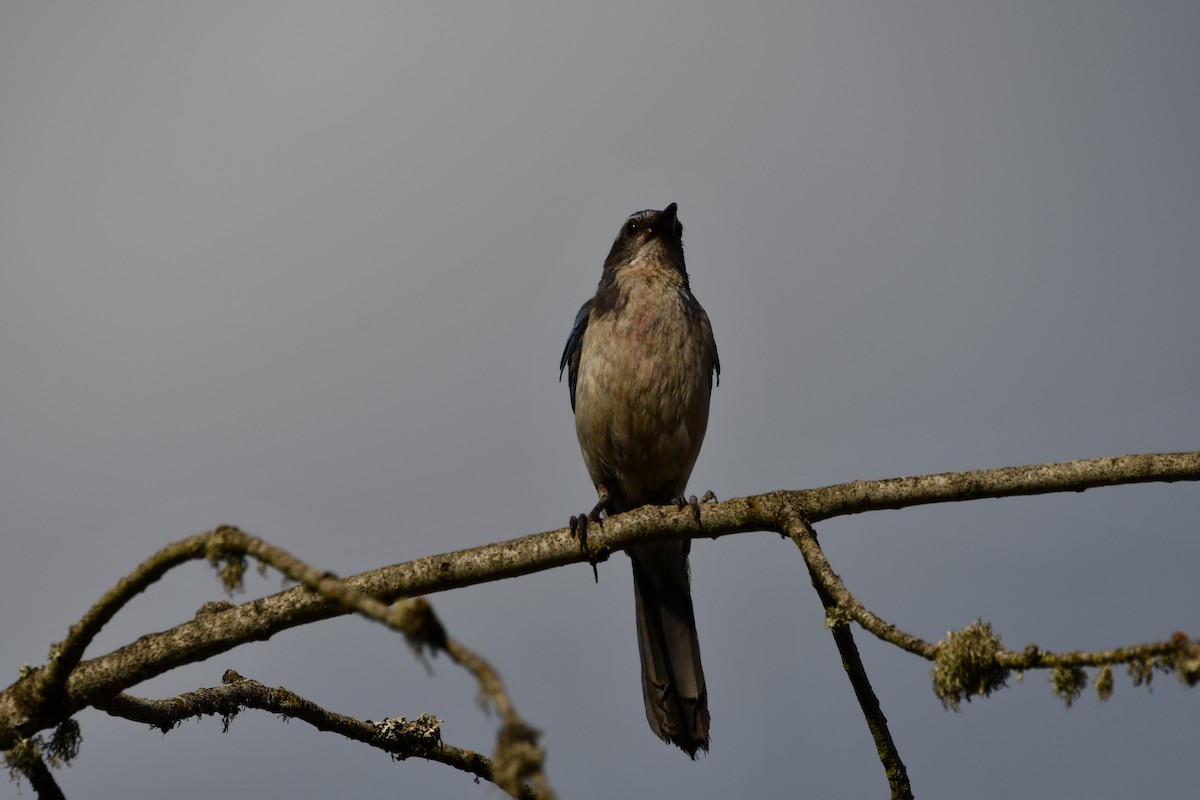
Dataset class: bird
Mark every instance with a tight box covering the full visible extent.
[559,202,719,757]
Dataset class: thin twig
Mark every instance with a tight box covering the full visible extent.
[94,671,543,800]
[394,599,556,799]
[783,510,912,799]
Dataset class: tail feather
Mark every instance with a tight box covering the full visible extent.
[630,541,709,757]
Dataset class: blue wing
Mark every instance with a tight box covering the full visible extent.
[559,298,593,412]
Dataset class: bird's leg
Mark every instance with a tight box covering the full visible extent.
[570,487,608,582]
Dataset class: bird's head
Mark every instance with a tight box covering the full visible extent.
[602,203,687,277]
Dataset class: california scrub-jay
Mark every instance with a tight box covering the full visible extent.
[560,203,719,757]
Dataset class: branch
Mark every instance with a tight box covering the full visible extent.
[3,747,65,800]
[797,451,1200,521]
[9,528,557,796]
[94,671,545,800]
[785,512,913,800]
[3,719,78,799]
[787,481,1198,707]
[2,451,1197,748]
[394,599,555,799]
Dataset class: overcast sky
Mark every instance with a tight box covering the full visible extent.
[2,3,1198,798]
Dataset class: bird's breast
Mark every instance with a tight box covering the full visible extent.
[573,271,714,508]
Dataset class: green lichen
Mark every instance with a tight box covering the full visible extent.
[824,604,853,629]
[1170,635,1200,686]
[1094,663,1114,701]
[1050,665,1087,707]
[3,721,81,787]
[4,737,40,784]
[931,620,1010,710]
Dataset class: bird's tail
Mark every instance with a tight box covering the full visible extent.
[630,540,710,757]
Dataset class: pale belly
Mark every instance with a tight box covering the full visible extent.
[573,285,713,511]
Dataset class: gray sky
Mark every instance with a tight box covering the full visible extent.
[2,2,1198,797]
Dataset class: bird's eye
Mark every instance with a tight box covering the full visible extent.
[625,221,638,235]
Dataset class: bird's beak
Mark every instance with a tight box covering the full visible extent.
[648,202,679,239]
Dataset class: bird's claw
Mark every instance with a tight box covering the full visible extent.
[672,491,716,525]
[570,504,604,582]
[673,495,704,525]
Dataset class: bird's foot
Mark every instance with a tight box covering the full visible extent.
[673,495,703,525]
[673,491,717,525]
[569,502,605,582]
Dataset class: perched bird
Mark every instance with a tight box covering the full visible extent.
[560,203,719,757]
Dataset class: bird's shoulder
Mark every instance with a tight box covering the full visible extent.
[560,296,594,411]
